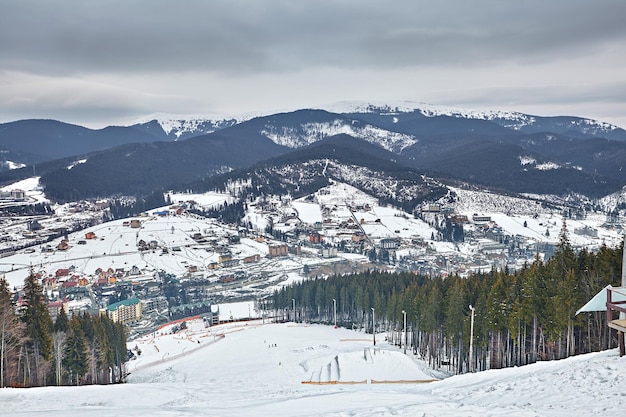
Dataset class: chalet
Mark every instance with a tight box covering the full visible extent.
[62,279,77,288]
[321,247,337,258]
[55,268,71,278]
[352,232,366,242]
[43,277,59,291]
[85,231,97,240]
[218,254,232,264]
[129,219,142,228]
[243,254,260,264]
[94,276,109,287]
[208,262,219,270]
[57,240,70,251]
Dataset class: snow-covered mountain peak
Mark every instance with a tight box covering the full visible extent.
[317,100,623,134]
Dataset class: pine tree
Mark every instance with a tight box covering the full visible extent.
[64,318,88,385]
[54,308,69,333]
[0,276,24,388]
[21,271,53,386]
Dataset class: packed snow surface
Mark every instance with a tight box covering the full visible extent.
[1,318,624,416]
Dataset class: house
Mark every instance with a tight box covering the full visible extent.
[47,301,66,320]
[55,268,71,278]
[43,277,59,291]
[219,254,232,264]
[268,244,288,258]
[472,214,492,224]
[352,232,366,242]
[105,298,142,324]
[221,259,239,268]
[57,240,70,251]
[309,232,321,244]
[85,231,97,240]
[243,254,260,264]
[380,238,400,250]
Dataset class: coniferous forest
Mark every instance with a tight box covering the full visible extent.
[0,272,127,388]
[273,223,624,374]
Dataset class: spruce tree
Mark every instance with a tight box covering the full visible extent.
[64,318,88,385]
[21,271,53,385]
[0,276,24,388]
[54,308,69,333]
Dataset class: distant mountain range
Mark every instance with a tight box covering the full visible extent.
[1,102,625,205]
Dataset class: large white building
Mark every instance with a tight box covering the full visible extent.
[105,298,142,324]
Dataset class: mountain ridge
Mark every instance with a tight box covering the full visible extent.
[1,102,626,206]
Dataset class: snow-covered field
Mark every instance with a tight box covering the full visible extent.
[1,316,624,416]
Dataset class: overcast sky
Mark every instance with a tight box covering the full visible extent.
[1,0,625,128]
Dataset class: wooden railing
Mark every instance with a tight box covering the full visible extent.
[606,286,626,356]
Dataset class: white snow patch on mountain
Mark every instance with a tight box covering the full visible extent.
[67,159,87,169]
[261,120,417,152]
[535,161,561,170]
[318,100,623,132]
[519,156,536,165]
[2,160,26,170]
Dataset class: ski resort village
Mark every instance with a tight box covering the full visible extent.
[0,177,623,335]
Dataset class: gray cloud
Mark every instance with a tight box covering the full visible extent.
[2,0,625,74]
[1,0,625,127]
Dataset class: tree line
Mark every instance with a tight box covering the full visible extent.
[0,272,127,388]
[272,222,624,374]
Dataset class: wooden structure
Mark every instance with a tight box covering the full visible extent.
[606,286,626,357]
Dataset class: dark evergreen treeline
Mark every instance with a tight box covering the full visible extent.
[188,201,247,226]
[273,223,624,374]
[0,273,127,388]
[0,202,53,217]
[107,191,170,220]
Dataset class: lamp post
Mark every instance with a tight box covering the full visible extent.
[371,307,376,346]
[333,298,337,328]
[402,310,407,354]
[469,304,475,373]
[292,298,296,323]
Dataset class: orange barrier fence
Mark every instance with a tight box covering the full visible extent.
[301,380,367,385]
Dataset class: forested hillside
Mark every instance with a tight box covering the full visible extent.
[0,273,127,388]
[273,221,624,373]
